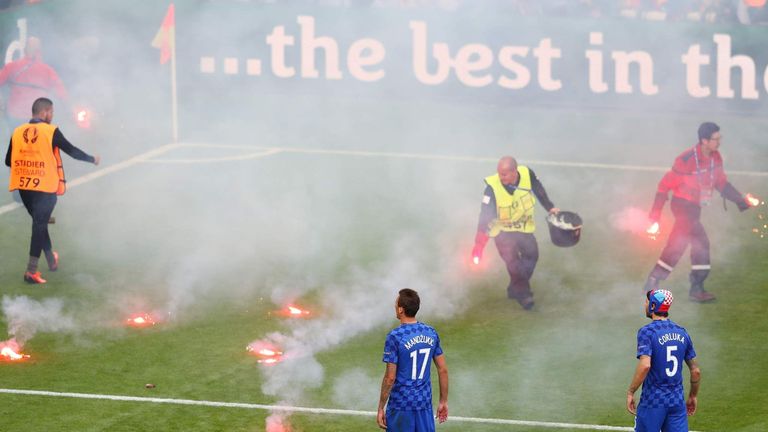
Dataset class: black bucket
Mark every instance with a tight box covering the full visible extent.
[547,211,583,247]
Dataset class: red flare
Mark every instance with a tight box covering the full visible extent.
[126,313,157,327]
[74,107,91,129]
[746,193,761,207]
[247,341,284,364]
[272,304,312,318]
[646,222,660,240]
[286,305,310,316]
[472,256,480,265]
[647,222,660,235]
[0,340,30,362]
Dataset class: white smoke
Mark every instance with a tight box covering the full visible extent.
[2,295,78,344]
[609,206,652,234]
[331,368,379,410]
[253,232,474,429]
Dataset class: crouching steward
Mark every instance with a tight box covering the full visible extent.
[5,97,99,284]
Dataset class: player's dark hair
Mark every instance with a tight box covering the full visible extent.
[398,288,420,318]
[697,122,720,142]
[32,97,53,115]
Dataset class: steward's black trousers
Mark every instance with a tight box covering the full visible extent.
[18,190,57,258]
[494,231,539,303]
[651,197,710,286]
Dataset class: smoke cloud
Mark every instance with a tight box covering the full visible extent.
[2,296,78,345]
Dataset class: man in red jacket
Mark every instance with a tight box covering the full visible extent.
[644,122,754,302]
[0,36,67,127]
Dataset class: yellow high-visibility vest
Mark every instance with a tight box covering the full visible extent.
[485,166,536,236]
[9,122,66,195]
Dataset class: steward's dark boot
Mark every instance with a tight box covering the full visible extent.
[689,283,716,303]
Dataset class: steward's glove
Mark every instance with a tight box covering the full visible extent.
[722,182,749,212]
[736,197,750,212]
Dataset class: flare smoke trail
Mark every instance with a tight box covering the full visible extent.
[1,296,77,345]
[255,233,472,428]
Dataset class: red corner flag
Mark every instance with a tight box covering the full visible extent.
[151,4,175,64]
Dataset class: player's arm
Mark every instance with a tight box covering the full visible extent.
[377,362,397,430]
[685,357,701,416]
[433,354,449,423]
[626,355,651,415]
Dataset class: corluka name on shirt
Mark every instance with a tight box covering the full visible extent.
[658,332,685,346]
[404,335,434,350]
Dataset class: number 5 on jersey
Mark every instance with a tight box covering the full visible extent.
[666,345,679,377]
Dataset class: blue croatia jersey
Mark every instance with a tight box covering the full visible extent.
[636,319,696,409]
[382,322,443,411]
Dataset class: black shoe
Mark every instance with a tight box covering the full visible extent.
[689,290,716,303]
[519,297,535,311]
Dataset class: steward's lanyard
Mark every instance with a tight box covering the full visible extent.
[692,145,714,205]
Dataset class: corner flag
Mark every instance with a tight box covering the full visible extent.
[151,4,175,64]
[151,3,178,142]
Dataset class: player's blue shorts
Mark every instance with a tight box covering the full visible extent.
[635,404,688,432]
[386,408,435,432]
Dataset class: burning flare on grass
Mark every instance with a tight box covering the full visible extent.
[286,305,310,316]
[0,339,30,361]
[266,412,292,432]
[247,340,284,364]
[126,313,157,327]
[270,304,312,318]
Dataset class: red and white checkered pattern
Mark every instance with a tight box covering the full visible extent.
[652,289,674,312]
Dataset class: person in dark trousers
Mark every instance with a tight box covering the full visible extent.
[471,156,559,310]
[627,289,700,432]
[6,97,99,284]
[643,122,755,302]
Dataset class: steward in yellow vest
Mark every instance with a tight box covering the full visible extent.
[471,156,560,310]
[484,165,536,236]
[4,97,99,284]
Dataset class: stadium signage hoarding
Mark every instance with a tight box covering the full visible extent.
[2,3,767,115]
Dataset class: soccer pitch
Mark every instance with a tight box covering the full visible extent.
[0,99,767,432]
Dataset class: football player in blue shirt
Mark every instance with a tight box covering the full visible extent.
[627,289,701,432]
[377,288,449,431]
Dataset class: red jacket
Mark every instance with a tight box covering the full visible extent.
[650,143,747,219]
[658,144,727,204]
[0,56,67,120]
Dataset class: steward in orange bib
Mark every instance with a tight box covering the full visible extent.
[5,97,99,284]
[471,156,560,310]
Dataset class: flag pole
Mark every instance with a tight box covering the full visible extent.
[170,24,178,143]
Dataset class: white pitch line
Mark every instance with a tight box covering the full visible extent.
[0,143,184,217]
[0,388,677,431]
[179,143,768,177]
[141,148,282,164]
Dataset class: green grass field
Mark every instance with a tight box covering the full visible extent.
[0,99,766,431]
